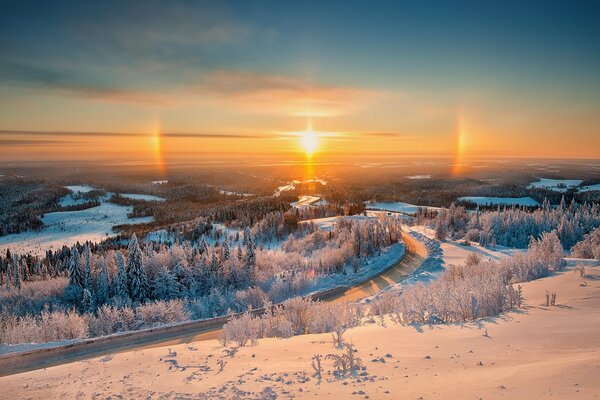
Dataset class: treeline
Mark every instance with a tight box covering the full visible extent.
[429,198,600,249]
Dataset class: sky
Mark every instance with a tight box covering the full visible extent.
[0,0,599,162]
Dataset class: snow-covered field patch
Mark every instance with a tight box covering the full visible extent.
[366,201,440,214]
[406,174,431,180]
[578,183,600,193]
[65,185,95,193]
[458,196,540,207]
[0,202,153,255]
[120,193,166,202]
[527,178,583,192]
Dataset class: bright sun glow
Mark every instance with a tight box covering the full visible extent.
[301,130,318,156]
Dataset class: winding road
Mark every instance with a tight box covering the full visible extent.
[0,234,427,377]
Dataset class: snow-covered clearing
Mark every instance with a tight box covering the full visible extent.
[0,186,158,255]
[577,183,600,193]
[120,193,166,201]
[406,174,431,180]
[0,203,153,255]
[366,201,440,214]
[527,178,583,192]
[65,185,95,193]
[6,265,599,399]
[458,196,540,207]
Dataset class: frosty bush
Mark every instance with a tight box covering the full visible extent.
[221,297,363,344]
[134,299,189,329]
[221,311,261,347]
[0,309,88,345]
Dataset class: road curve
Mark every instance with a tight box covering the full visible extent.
[0,233,427,376]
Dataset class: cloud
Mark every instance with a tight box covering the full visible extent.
[0,138,77,146]
[196,70,378,116]
[0,130,270,139]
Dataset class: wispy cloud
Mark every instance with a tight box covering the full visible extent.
[0,130,271,139]
[197,70,379,116]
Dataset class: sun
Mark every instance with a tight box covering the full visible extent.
[301,130,318,156]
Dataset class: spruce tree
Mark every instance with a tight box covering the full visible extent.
[68,246,84,287]
[127,234,149,303]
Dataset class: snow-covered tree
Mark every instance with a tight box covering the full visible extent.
[153,266,181,300]
[127,234,150,303]
[68,246,84,288]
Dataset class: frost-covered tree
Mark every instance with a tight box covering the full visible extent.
[153,266,181,300]
[68,246,84,288]
[127,234,150,303]
[81,288,94,312]
[434,208,448,241]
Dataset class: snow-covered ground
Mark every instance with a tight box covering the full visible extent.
[120,193,166,202]
[458,196,540,207]
[0,203,154,255]
[65,185,95,193]
[577,183,600,193]
[527,178,583,192]
[0,185,157,255]
[366,201,440,214]
[7,266,599,399]
[406,174,431,180]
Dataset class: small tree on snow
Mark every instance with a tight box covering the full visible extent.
[127,234,150,303]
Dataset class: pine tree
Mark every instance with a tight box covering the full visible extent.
[114,251,129,299]
[127,234,149,303]
[68,246,84,287]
